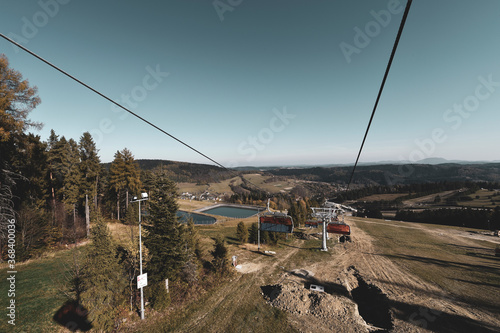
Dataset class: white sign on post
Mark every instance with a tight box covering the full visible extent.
[137,273,148,289]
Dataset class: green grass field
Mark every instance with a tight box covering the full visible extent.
[459,189,500,208]
[0,249,77,332]
[5,215,498,332]
[176,173,298,196]
[357,193,409,202]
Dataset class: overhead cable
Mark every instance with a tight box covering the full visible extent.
[346,0,413,190]
[0,33,272,194]
[0,33,229,171]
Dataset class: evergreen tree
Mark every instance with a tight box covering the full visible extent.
[121,148,141,208]
[62,139,83,230]
[12,133,49,209]
[248,222,259,244]
[185,218,202,261]
[236,221,248,244]
[109,150,126,220]
[143,172,186,283]
[179,219,201,285]
[80,216,127,331]
[261,230,271,245]
[211,235,230,276]
[47,130,61,219]
[79,132,101,237]
[109,148,141,220]
[10,134,50,259]
[47,135,68,202]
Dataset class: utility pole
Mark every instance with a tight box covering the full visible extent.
[131,193,149,320]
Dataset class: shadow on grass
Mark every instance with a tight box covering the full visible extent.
[249,250,274,256]
[368,253,500,313]
[390,299,500,333]
[53,300,92,332]
[382,254,500,274]
[225,236,240,245]
[447,244,496,252]
[453,278,500,289]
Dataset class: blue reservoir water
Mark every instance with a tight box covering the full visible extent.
[201,206,261,218]
[177,211,216,225]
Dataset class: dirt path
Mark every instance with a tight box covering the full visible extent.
[169,220,499,333]
[262,219,500,332]
[171,241,302,332]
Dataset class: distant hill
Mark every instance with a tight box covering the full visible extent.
[267,163,500,185]
[137,159,236,183]
[234,158,500,170]
[102,159,234,183]
[104,159,500,186]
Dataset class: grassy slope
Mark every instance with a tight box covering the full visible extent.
[0,249,77,332]
[136,227,333,333]
[4,212,498,332]
[352,217,500,313]
[177,173,298,196]
[460,189,500,208]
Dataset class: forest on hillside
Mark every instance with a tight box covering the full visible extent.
[0,54,245,331]
[0,52,210,262]
[268,163,500,185]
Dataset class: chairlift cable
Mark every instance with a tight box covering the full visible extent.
[0,33,267,193]
[346,0,413,191]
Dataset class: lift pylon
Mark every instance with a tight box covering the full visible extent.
[310,207,346,251]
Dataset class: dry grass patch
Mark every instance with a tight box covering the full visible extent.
[353,217,500,313]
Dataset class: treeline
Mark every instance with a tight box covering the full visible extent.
[129,159,235,184]
[268,164,500,185]
[1,54,236,331]
[394,207,500,230]
[337,181,498,202]
[1,122,146,260]
[227,192,320,228]
[0,54,164,260]
[236,221,290,246]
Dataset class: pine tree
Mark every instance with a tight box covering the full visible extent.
[47,130,60,219]
[62,139,83,232]
[12,133,49,209]
[109,148,141,220]
[185,218,202,261]
[248,222,258,244]
[236,221,248,244]
[121,148,141,209]
[47,135,68,202]
[143,171,186,283]
[179,219,201,286]
[109,150,126,220]
[261,230,271,245]
[80,216,127,331]
[79,132,101,237]
[211,235,230,276]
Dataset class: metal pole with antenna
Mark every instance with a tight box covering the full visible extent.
[131,192,149,320]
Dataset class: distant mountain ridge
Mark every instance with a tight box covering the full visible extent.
[267,163,500,185]
[105,158,500,186]
[234,157,500,170]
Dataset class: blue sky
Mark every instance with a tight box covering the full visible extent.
[1,0,499,166]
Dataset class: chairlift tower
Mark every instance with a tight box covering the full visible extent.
[311,207,340,251]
